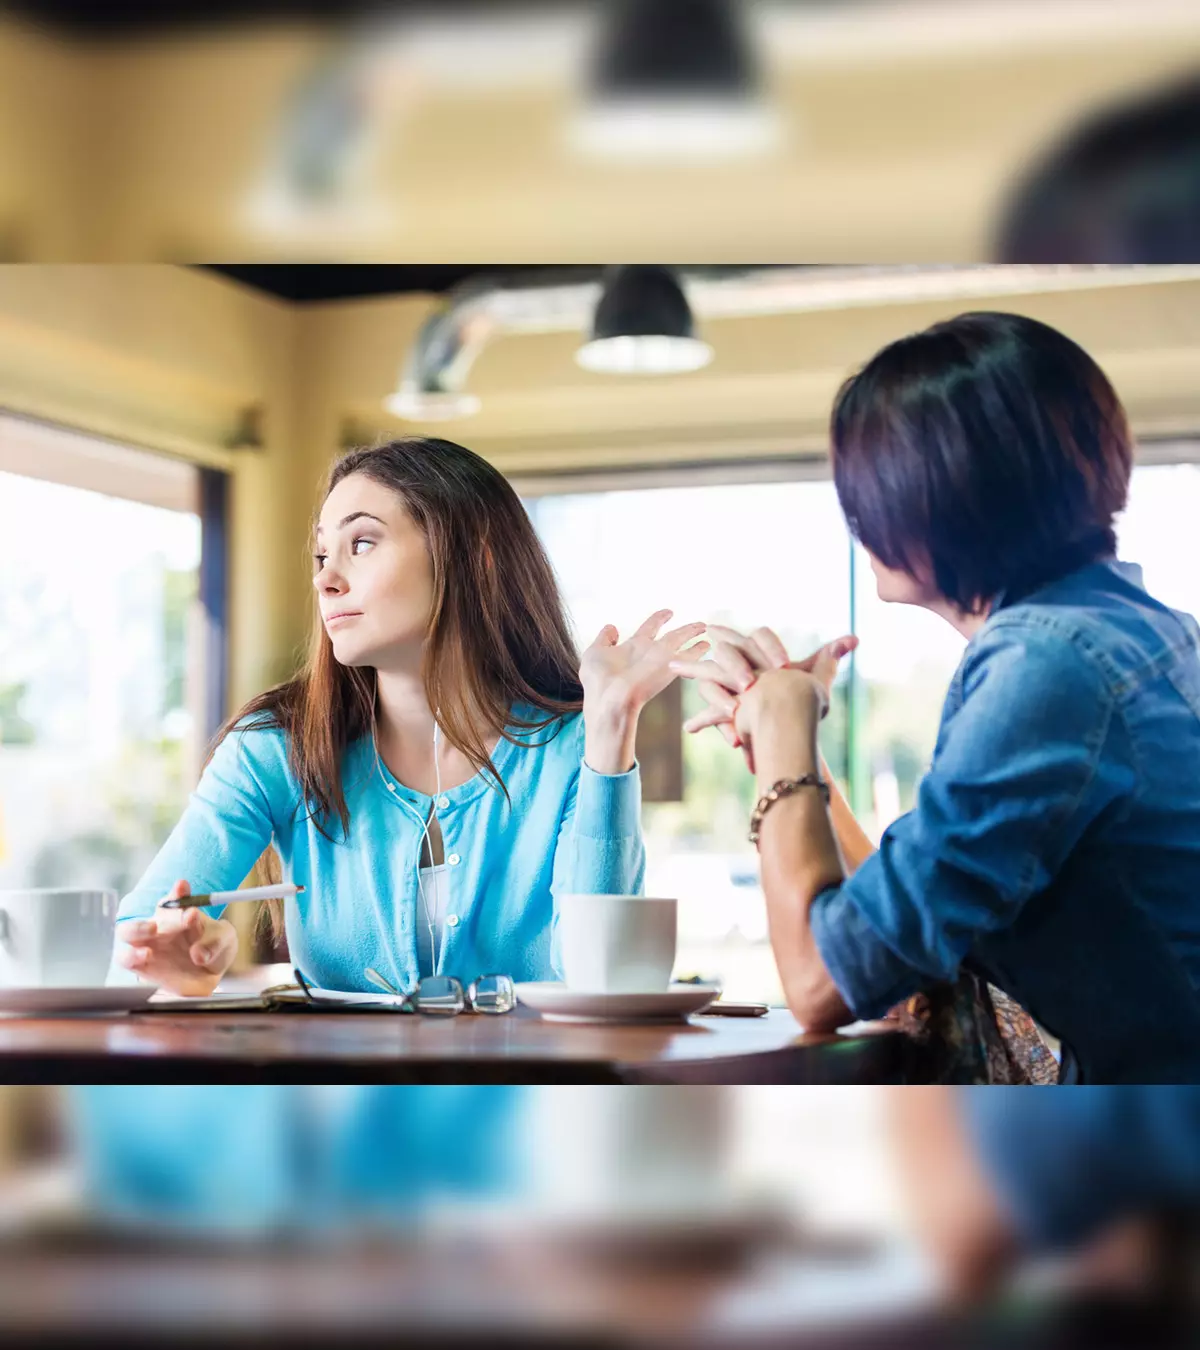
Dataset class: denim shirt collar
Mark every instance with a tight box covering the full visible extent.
[988,557,1144,617]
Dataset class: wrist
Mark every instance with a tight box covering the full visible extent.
[750,701,821,790]
[584,690,639,775]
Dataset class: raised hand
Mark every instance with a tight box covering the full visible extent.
[579,608,708,774]
[580,609,708,713]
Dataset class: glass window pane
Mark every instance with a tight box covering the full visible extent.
[850,544,967,840]
[527,477,851,1003]
[1118,461,1200,616]
[0,463,203,895]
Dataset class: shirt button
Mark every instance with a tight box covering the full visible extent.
[386,784,396,793]
[436,796,450,810]
[446,914,459,928]
[447,853,461,866]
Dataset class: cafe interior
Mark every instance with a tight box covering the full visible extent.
[0,1,1198,1347]
[0,258,1196,1343]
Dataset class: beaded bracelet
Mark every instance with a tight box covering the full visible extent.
[748,775,831,847]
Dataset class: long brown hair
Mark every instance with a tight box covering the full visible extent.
[210,437,584,944]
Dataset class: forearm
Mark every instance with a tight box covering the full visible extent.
[819,754,877,874]
[754,704,852,1030]
[559,751,646,897]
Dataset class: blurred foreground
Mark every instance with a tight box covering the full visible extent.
[0,1086,1194,1347]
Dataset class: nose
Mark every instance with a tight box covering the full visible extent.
[314,563,348,595]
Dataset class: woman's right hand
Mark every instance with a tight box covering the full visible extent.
[115,880,239,997]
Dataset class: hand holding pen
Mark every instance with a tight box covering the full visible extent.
[115,879,268,997]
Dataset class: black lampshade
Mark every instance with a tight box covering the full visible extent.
[577,265,713,374]
[589,0,759,102]
[570,0,780,160]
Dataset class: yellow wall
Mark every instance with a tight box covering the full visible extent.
[3,264,1200,719]
[0,23,90,261]
[0,265,307,708]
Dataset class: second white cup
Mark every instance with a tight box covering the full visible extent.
[0,888,119,988]
[557,894,677,994]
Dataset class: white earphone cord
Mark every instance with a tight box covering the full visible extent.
[431,720,444,973]
[370,713,445,981]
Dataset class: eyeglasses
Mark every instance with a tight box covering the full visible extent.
[281,966,517,1016]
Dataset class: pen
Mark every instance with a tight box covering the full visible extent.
[160,884,305,909]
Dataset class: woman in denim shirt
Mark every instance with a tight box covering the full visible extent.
[674,312,1200,1083]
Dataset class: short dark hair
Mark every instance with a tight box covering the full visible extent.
[830,311,1133,612]
[995,74,1200,263]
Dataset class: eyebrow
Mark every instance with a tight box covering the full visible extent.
[315,511,386,538]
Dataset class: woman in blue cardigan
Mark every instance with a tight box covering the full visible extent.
[112,437,704,997]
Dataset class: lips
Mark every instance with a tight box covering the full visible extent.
[324,611,363,627]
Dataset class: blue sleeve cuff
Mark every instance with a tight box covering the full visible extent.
[809,882,922,1020]
[574,760,642,840]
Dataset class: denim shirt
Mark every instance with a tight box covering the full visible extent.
[811,561,1200,1083]
[964,1087,1200,1248]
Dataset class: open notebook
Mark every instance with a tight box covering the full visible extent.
[136,985,415,1014]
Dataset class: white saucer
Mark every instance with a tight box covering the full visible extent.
[0,986,158,1015]
[515,982,721,1024]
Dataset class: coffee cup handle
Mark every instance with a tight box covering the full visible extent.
[0,908,8,945]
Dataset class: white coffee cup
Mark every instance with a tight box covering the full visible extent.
[0,888,119,988]
[557,894,677,994]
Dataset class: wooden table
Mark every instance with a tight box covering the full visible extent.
[0,1006,920,1084]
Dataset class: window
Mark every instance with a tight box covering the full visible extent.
[0,418,217,896]
[849,543,966,839]
[1118,459,1200,617]
[526,475,852,1002]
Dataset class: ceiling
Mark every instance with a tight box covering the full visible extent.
[5,1,575,39]
[202,264,577,303]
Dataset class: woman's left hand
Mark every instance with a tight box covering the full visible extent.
[580,609,707,773]
[580,609,708,714]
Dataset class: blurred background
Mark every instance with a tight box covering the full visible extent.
[3,261,1200,999]
[0,0,1194,262]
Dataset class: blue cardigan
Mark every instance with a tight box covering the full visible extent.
[112,707,645,991]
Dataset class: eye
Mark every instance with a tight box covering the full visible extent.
[312,552,327,571]
[352,537,375,555]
